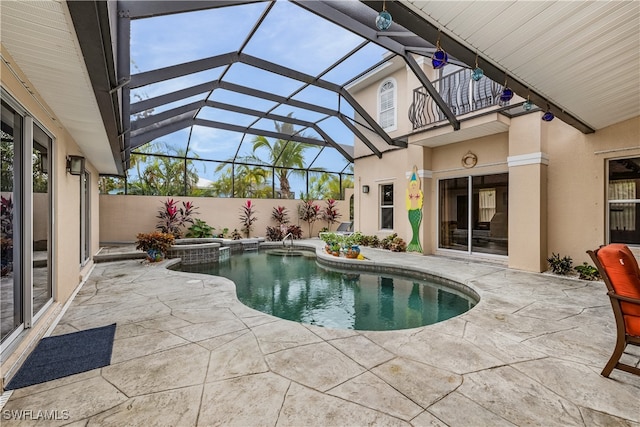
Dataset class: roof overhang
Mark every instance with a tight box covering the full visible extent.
[1,0,124,175]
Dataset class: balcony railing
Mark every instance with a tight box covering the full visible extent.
[408,68,504,130]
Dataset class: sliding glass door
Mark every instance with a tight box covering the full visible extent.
[1,99,23,343]
[439,173,508,256]
[32,124,52,317]
[1,93,53,350]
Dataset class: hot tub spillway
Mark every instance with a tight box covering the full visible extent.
[265,248,305,257]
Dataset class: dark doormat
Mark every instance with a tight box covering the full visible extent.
[5,323,116,390]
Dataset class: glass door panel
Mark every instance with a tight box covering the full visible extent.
[1,101,23,343]
[32,125,51,315]
[439,174,508,256]
[471,174,508,256]
[439,177,468,251]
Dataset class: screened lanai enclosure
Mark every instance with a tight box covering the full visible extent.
[97,0,462,199]
[87,0,597,200]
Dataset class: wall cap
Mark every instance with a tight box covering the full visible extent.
[507,152,549,167]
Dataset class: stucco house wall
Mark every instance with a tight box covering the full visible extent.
[1,46,101,378]
[350,55,640,272]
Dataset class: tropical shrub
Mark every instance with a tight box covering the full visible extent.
[135,231,175,256]
[298,199,320,237]
[322,199,341,231]
[271,206,289,225]
[390,236,407,252]
[265,226,284,241]
[239,199,257,238]
[575,262,599,280]
[156,198,197,238]
[231,229,242,240]
[547,253,573,275]
[380,233,398,250]
[185,219,214,238]
[286,224,303,240]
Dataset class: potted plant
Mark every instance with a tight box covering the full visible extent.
[344,234,360,259]
[330,242,341,256]
[321,232,339,253]
[136,231,175,262]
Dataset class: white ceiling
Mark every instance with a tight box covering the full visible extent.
[404,0,640,131]
[0,0,118,174]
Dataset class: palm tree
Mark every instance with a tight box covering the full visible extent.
[128,141,199,196]
[243,114,308,199]
[212,163,271,198]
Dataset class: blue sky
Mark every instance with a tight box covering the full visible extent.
[128,0,390,191]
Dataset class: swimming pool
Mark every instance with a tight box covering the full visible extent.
[181,250,476,331]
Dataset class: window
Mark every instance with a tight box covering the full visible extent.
[379,79,396,131]
[438,174,508,256]
[380,183,394,229]
[608,158,640,244]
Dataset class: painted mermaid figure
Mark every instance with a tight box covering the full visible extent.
[406,167,423,252]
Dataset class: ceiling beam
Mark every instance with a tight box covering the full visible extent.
[130,99,357,162]
[293,0,458,132]
[130,81,217,114]
[129,50,396,151]
[118,1,266,19]
[193,118,330,148]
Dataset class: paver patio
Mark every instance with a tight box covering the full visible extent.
[2,241,639,426]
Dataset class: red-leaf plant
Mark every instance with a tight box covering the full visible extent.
[322,199,341,231]
[240,199,258,238]
[156,198,198,238]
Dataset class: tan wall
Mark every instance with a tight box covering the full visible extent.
[351,51,640,272]
[99,195,350,242]
[546,116,640,266]
[2,46,100,303]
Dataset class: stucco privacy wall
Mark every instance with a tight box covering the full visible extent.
[99,195,350,243]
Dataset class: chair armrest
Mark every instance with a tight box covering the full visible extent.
[608,291,640,305]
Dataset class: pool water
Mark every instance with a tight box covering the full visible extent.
[181,251,475,331]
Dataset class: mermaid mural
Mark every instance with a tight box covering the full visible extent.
[406,166,423,252]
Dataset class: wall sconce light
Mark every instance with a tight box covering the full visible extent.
[66,155,85,175]
[362,185,370,194]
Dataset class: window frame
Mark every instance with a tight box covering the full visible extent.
[380,183,394,230]
[607,156,640,245]
[378,78,397,132]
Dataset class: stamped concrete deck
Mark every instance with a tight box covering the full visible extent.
[2,241,639,426]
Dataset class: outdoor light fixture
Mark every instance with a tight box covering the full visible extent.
[376,0,392,31]
[432,34,448,69]
[522,94,534,111]
[66,155,85,175]
[472,53,483,81]
[362,185,370,194]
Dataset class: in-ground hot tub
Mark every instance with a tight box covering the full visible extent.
[166,238,221,265]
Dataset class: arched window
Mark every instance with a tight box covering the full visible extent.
[378,79,397,131]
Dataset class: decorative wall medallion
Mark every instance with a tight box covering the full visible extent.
[462,151,478,168]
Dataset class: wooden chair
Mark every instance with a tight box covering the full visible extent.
[587,244,640,377]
